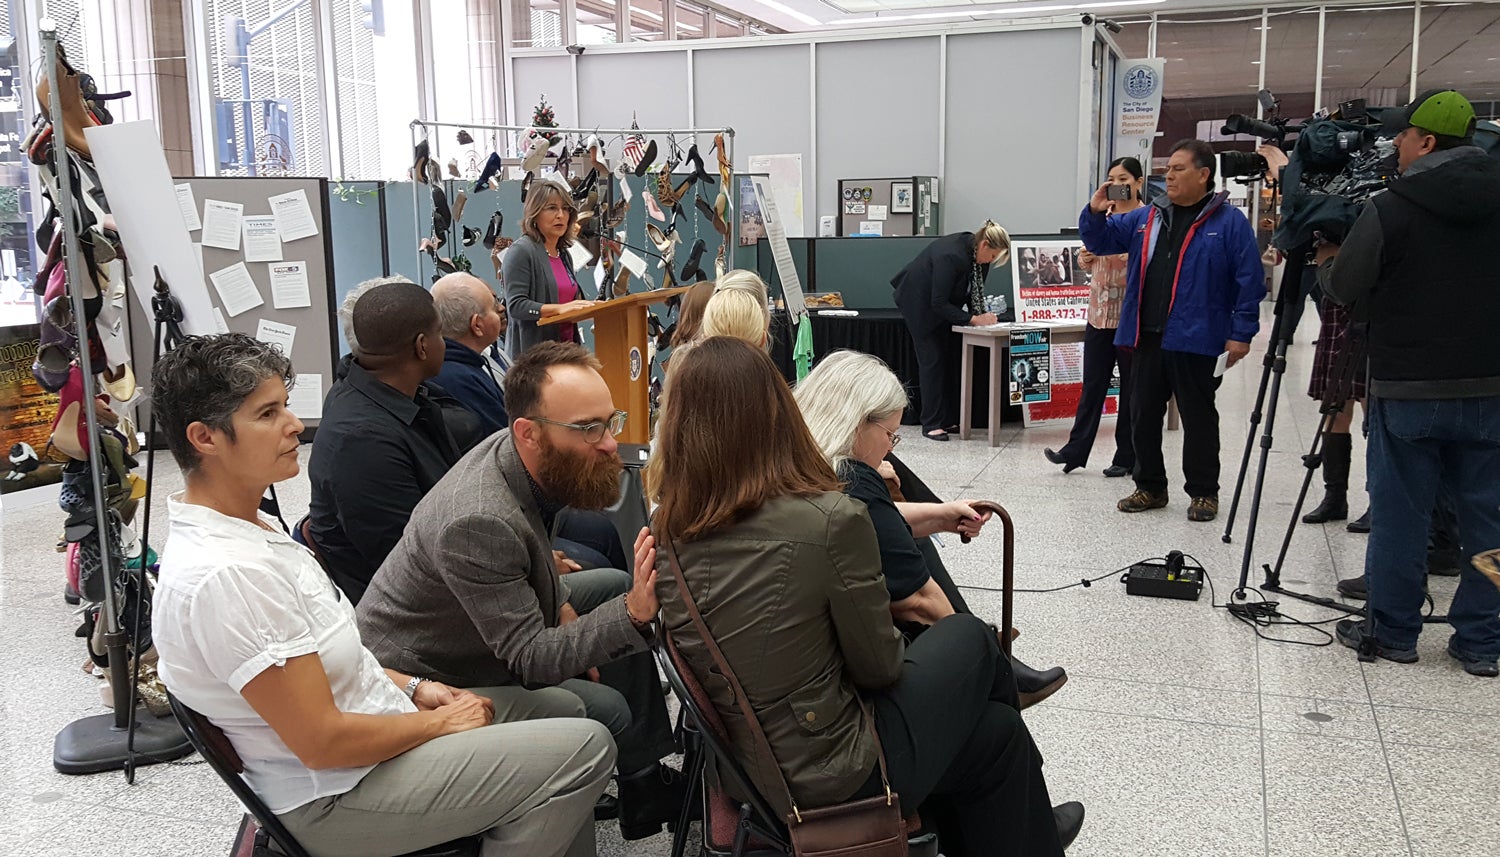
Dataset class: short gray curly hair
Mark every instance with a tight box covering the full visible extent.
[151,333,295,472]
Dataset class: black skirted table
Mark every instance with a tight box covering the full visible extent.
[770,309,1016,428]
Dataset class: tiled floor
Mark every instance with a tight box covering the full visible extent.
[3,305,1498,857]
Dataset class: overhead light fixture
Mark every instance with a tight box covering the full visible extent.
[751,0,821,26]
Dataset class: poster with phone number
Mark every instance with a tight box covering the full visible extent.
[1012,240,1091,324]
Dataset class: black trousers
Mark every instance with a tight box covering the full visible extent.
[1058,323,1135,469]
[907,323,962,432]
[1130,331,1223,498]
[856,614,1062,857]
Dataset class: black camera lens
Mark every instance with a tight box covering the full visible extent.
[1221,150,1270,180]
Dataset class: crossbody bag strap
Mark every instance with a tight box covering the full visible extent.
[662,536,893,819]
[663,536,799,812]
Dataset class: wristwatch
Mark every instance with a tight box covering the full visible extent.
[403,676,428,699]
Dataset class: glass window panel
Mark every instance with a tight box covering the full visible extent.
[716,15,744,37]
[1322,4,1416,109]
[631,0,666,41]
[205,0,328,176]
[1417,2,1500,119]
[512,0,564,49]
[0,0,40,324]
[1261,7,1319,120]
[577,0,618,45]
[1106,16,1152,60]
[1152,12,1263,162]
[676,1,705,39]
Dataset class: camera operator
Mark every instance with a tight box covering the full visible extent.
[1080,139,1265,523]
[1314,89,1500,677]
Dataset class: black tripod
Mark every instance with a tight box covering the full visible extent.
[120,268,192,781]
[1220,245,1312,559]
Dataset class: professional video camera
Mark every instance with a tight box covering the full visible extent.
[1270,97,1398,252]
[1219,90,1306,181]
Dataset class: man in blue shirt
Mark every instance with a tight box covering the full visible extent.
[1080,139,1265,522]
[433,272,509,437]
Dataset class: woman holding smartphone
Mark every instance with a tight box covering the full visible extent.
[1046,157,1145,475]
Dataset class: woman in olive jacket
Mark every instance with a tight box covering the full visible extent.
[646,336,1072,856]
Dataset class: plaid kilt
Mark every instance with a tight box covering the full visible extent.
[1307,297,1368,401]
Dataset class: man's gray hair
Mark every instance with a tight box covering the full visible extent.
[341,276,415,355]
[434,277,490,340]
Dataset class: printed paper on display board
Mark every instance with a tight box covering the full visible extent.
[84,121,218,335]
[1008,327,1051,405]
[1011,240,1092,324]
[0,324,64,498]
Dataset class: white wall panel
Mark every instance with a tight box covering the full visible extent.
[944,28,1085,234]
[694,44,814,232]
[512,55,578,127]
[577,52,690,130]
[814,37,942,226]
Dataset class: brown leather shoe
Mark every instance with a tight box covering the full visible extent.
[1117,489,1168,512]
[1188,496,1219,522]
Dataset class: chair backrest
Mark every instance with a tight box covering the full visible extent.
[167,692,314,857]
[655,631,789,854]
[605,444,652,572]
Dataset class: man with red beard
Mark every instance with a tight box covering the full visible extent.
[356,342,685,842]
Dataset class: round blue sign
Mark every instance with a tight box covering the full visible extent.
[1123,64,1159,100]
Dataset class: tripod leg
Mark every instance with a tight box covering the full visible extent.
[1236,339,1290,594]
[1222,348,1275,543]
[1268,410,1337,584]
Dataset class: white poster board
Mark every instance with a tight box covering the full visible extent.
[747,154,805,238]
[750,176,807,323]
[84,121,217,335]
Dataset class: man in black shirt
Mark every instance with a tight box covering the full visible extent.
[1080,139,1265,522]
[307,281,461,603]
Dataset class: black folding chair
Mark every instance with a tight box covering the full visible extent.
[167,693,480,857]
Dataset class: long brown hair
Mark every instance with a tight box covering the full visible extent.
[671,280,716,347]
[646,336,842,541]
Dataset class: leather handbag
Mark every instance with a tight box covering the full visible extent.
[663,538,908,857]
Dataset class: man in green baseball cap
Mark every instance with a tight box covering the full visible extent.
[1312,88,1500,678]
[1383,88,1480,171]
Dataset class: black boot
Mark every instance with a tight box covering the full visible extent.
[1013,656,1067,709]
[1303,432,1350,524]
[1347,508,1370,533]
[618,763,688,841]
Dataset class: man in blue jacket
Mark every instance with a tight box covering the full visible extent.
[1080,139,1264,521]
[433,271,510,437]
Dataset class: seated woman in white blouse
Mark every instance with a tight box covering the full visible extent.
[150,333,614,857]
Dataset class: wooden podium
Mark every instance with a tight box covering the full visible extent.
[539,285,693,445]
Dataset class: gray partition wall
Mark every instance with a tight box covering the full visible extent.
[129,176,338,428]
[944,27,1088,237]
[510,20,1093,238]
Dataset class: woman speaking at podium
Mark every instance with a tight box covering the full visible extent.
[891,221,1011,442]
[503,179,596,358]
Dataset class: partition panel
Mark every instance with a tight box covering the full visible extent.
[944,26,1084,234]
[814,37,942,227]
[577,51,691,130]
[693,44,814,233]
[513,55,580,128]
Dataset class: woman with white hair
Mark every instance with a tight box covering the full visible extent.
[794,349,1068,708]
[891,222,1011,441]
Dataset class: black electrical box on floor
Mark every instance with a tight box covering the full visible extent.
[1124,552,1204,601]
